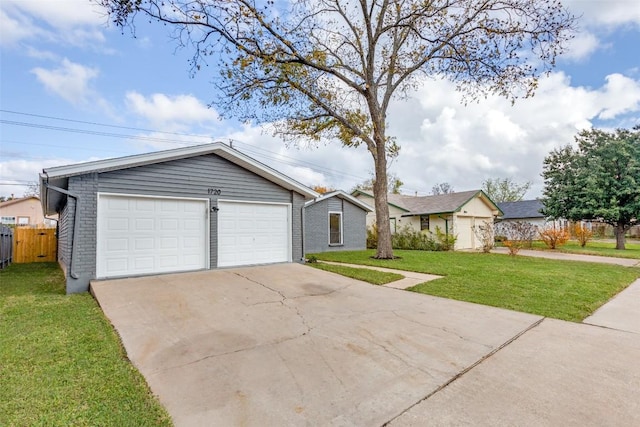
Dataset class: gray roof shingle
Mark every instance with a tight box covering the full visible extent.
[497,200,545,219]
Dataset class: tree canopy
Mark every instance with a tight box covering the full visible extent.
[482,177,531,202]
[353,173,403,195]
[99,0,575,258]
[431,182,454,195]
[541,127,640,250]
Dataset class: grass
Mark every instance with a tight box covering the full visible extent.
[309,250,640,322]
[0,263,172,427]
[307,262,403,285]
[529,240,640,259]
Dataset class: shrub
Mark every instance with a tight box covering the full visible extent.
[572,223,593,247]
[434,226,456,251]
[391,226,439,251]
[495,221,538,256]
[472,220,494,253]
[366,224,378,249]
[539,225,570,249]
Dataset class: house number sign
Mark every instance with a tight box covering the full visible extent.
[207,188,222,195]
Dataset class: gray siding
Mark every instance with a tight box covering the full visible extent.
[60,153,307,293]
[304,196,367,254]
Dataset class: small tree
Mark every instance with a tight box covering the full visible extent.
[572,223,593,248]
[472,221,495,253]
[539,225,569,249]
[482,177,531,203]
[495,221,537,256]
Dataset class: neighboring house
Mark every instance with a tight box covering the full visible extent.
[304,190,372,254]
[352,189,502,250]
[0,196,56,227]
[496,199,547,228]
[40,143,319,294]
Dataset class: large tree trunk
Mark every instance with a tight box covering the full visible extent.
[373,142,394,259]
[614,223,626,250]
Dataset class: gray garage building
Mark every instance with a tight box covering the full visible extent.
[40,143,318,293]
[304,191,372,254]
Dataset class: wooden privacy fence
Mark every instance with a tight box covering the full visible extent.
[0,225,12,269]
[13,227,57,263]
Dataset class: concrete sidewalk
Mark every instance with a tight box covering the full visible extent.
[319,261,443,289]
[491,247,640,267]
[584,278,640,335]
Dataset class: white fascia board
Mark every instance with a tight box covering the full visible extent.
[305,190,373,212]
[41,142,318,199]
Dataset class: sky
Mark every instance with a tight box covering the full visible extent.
[1,0,639,200]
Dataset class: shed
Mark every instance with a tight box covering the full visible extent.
[40,143,318,293]
[304,191,372,254]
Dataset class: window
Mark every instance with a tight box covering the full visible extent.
[329,212,343,245]
[17,217,29,225]
[390,218,397,233]
[1,216,16,225]
[420,215,430,231]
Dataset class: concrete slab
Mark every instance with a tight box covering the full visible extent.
[91,264,541,426]
[491,247,640,267]
[584,278,640,334]
[389,318,640,427]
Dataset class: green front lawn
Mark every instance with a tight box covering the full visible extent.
[309,250,640,322]
[530,240,640,259]
[0,263,172,427]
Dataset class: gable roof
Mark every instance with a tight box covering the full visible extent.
[40,142,319,215]
[497,199,545,219]
[305,190,373,212]
[0,196,39,208]
[394,190,502,216]
[352,189,502,217]
[350,189,410,212]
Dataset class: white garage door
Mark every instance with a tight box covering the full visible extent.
[218,201,290,267]
[97,194,208,278]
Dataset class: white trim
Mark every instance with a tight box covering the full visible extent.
[42,143,318,199]
[305,190,374,212]
[217,200,292,266]
[328,211,343,246]
[96,192,210,278]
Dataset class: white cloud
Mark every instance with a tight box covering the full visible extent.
[565,0,640,27]
[384,71,640,197]
[31,58,100,105]
[597,74,640,119]
[563,31,600,61]
[0,0,106,47]
[125,92,221,131]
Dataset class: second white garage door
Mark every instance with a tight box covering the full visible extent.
[217,201,291,267]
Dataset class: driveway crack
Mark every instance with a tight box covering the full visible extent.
[382,317,546,426]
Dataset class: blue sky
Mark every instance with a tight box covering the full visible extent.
[1,0,639,199]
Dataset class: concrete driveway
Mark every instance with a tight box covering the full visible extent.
[91,264,640,426]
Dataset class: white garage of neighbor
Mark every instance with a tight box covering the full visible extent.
[40,142,318,293]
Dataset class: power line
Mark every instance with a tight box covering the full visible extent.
[0,111,372,184]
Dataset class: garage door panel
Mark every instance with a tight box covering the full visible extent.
[217,201,290,268]
[97,195,208,278]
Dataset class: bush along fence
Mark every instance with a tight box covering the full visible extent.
[0,225,12,269]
